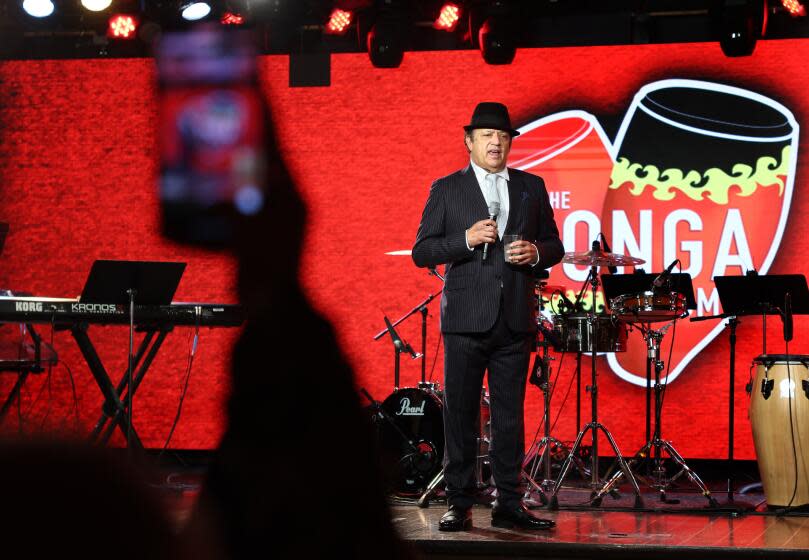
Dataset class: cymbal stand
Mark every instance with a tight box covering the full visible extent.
[594,322,717,507]
[548,259,643,509]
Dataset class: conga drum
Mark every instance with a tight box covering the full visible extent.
[749,355,809,507]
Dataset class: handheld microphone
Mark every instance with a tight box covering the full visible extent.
[784,292,794,342]
[599,233,618,274]
[483,201,500,261]
[652,259,679,289]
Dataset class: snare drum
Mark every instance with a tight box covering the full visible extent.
[610,291,687,323]
[378,387,444,494]
[749,355,809,507]
[551,313,627,353]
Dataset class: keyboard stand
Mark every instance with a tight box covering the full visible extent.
[70,323,175,450]
[0,324,57,426]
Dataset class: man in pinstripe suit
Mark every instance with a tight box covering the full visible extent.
[412,102,564,531]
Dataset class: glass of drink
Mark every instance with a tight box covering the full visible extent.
[503,234,524,263]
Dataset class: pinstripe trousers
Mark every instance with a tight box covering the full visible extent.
[442,296,532,509]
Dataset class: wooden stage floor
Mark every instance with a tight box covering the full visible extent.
[392,502,809,559]
[154,457,809,559]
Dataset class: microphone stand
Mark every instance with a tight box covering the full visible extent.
[382,316,421,390]
[373,270,443,386]
[126,288,136,455]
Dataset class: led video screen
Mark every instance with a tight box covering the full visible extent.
[1,40,808,458]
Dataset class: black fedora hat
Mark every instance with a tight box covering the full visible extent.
[463,102,521,137]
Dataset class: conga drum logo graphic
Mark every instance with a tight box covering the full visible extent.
[512,110,615,313]
[602,79,799,386]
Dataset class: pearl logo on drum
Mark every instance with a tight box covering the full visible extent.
[396,398,426,416]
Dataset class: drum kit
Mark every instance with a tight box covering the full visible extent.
[369,243,725,509]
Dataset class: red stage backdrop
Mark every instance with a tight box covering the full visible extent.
[1,40,808,458]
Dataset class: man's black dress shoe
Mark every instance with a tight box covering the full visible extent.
[439,505,473,532]
[491,504,555,530]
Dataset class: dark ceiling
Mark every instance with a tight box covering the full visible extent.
[0,0,807,60]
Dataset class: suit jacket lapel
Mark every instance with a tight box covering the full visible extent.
[461,164,489,218]
[504,169,519,235]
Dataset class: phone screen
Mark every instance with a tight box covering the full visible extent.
[156,27,265,247]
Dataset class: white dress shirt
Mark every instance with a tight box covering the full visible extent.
[465,160,540,266]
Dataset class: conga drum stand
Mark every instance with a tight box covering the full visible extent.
[548,246,644,510]
[595,323,718,507]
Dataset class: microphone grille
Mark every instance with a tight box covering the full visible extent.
[488,201,500,216]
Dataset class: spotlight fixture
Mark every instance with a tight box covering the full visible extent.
[221,11,245,25]
[782,0,807,16]
[434,3,461,32]
[325,8,353,35]
[108,13,138,38]
[22,0,54,18]
[478,16,515,64]
[81,0,112,11]
[181,2,212,22]
[367,20,404,68]
[717,0,766,57]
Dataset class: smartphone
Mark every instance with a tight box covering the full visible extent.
[156,26,265,247]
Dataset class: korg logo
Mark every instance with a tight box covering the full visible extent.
[15,301,43,312]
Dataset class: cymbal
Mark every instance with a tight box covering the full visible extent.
[562,250,646,267]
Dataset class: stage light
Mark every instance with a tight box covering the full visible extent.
[434,3,461,31]
[181,2,211,22]
[367,21,404,68]
[81,0,112,11]
[478,17,515,64]
[782,0,807,16]
[22,0,54,18]
[325,8,353,35]
[220,11,245,25]
[717,0,766,57]
[108,14,138,39]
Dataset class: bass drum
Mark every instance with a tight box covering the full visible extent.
[749,355,809,508]
[378,387,444,495]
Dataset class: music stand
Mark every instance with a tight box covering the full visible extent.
[77,260,186,451]
[602,273,697,446]
[602,273,698,310]
[711,274,809,502]
[597,272,717,506]
[715,274,809,354]
[80,260,186,305]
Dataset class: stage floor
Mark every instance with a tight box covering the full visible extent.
[392,500,809,559]
[155,458,809,559]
